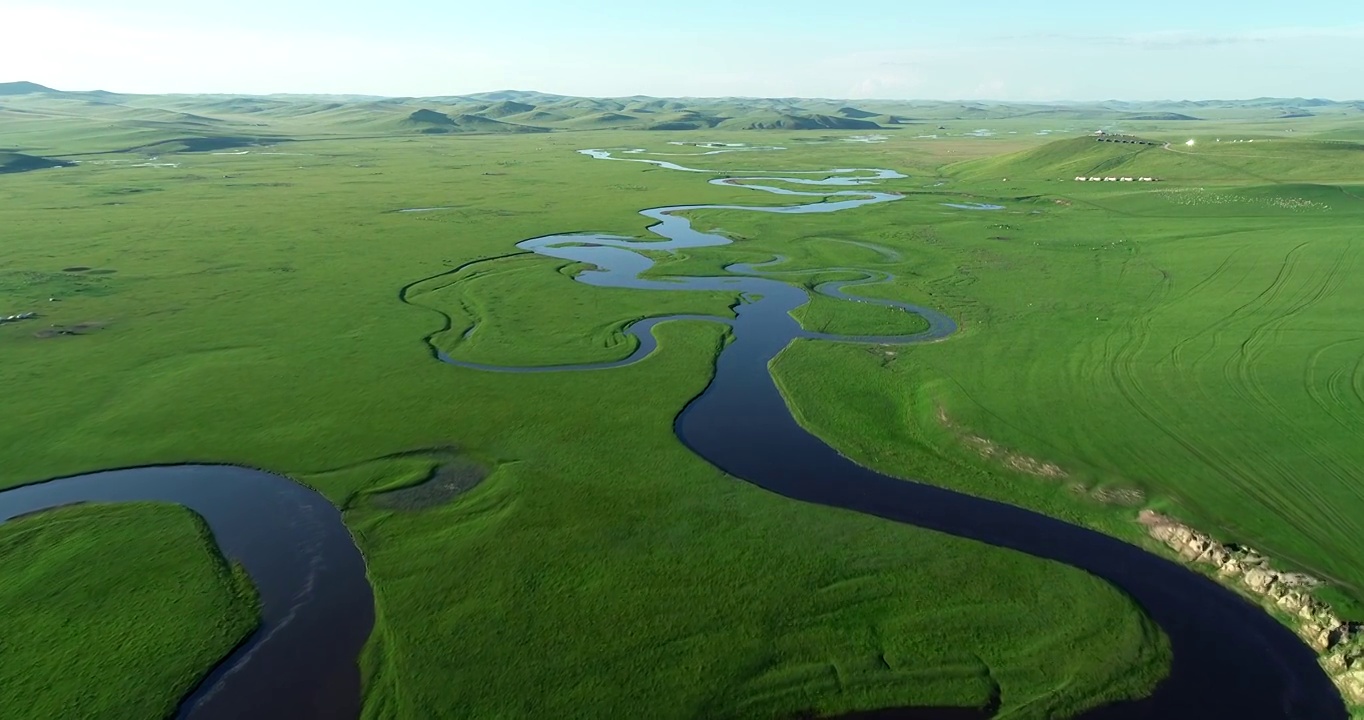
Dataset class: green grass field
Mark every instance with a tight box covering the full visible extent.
[0,503,258,720]
[760,138,1364,620]
[2,88,1363,718]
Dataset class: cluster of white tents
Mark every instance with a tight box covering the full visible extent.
[0,312,37,325]
[1074,176,1158,182]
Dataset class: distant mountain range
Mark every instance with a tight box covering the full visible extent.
[2,81,1361,158]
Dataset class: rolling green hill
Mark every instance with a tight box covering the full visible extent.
[953,134,1364,184]
[401,109,548,134]
[404,108,458,128]
[562,111,644,128]
[837,106,880,119]
[952,135,1164,179]
[2,80,1362,158]
[1122,112,1201,121]
[476,100,537,118]
[506,109,569,124]
[722,113,882,130]
[0,81,59,96]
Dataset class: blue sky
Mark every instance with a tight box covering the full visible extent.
[5,0,1362,99]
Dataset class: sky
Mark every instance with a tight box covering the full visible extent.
[3,0,1362,100]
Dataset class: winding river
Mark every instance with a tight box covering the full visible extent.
[435,148,1347,718]
[0,146,1347,718]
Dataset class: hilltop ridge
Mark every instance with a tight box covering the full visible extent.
[4,82,1363,156]
[0,81,59,96]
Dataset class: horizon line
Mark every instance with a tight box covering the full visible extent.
[4,81,1360,106]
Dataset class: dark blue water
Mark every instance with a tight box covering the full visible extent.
[0,466,372,720]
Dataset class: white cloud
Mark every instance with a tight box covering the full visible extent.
[0,4,496,95]
[3,6,1361,100]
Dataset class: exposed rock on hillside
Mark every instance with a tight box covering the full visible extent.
[1140,510,1364,705]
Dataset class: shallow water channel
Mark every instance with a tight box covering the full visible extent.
[0,148,1346,719]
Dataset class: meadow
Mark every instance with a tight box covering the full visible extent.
[0,503,257,720]
[762,136,1364,619]
[2,88,1363,717]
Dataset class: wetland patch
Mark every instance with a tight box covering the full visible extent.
[941,202,1005,211]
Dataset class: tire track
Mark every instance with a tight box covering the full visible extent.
[1354,350,1364,409]
[1305,339,1364,432]
[1223,243,1364,535]
[1144,237,1364,575]
[1103,241,1363,547]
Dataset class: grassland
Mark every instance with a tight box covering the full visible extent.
[0,502,258,720]
[750,137,1364,624]
[2,88,1363,717]
[0,128,1168,718]
[793,290,931,336]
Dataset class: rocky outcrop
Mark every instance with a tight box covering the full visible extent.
[1140,510,1364,705]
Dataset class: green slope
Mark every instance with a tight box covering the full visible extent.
[721,113,883,130]
[952,136,1162,179]
[561,111,646,128]
[477,100,537,118]
[401,109,548,134]
[953,135,1364,184]
[1121,112,1202,121]
[0,81,58,96]
[837,106,881,119]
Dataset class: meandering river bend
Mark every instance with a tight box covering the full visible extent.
[0,147,1345,718]
[0,466,371,719]
[439,148,1347,718]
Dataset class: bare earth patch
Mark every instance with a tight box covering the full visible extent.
[1076,485,1146,507]
[936,406,1148,505]
[372,458,490,511]
[33,321,108,339]
[938,407,1067,478]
